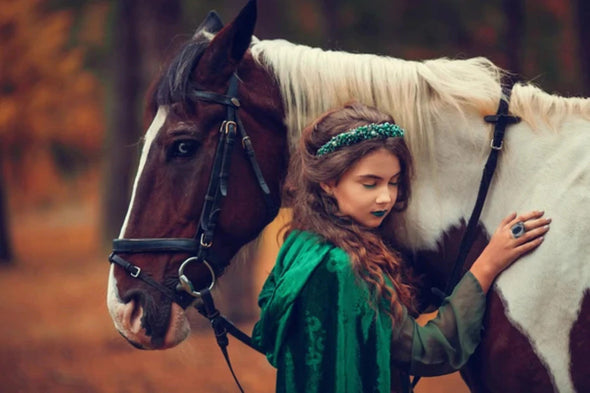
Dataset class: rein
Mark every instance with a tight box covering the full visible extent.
[108,73,273,393]
[411,84,521,391]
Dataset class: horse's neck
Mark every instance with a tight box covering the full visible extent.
[392,109,493,250]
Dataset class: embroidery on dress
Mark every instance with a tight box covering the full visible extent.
[304,311,326,389]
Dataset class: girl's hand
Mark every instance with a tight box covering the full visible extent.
[470,210,551,293]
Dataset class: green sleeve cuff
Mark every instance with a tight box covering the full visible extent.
[391,272,486,376]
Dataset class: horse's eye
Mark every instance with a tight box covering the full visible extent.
[170,140,199,158]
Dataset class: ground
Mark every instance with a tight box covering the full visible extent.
[0,196,468,393]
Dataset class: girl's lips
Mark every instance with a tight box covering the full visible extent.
[371,210,387,217]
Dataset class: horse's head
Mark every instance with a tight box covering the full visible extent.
[107,0,288,349]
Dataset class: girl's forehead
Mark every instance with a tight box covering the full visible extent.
[347,148,401,176]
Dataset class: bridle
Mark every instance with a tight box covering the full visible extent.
[108,73,276,392]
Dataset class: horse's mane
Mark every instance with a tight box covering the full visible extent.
[153,36,211,109]
[511,84,590,130]
[251,39,502,155]
[251,39,590,155]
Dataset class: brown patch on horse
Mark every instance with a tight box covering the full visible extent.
[404,221,489,311]
[461,291,555,393]
[570,289,590,391]
[409,222,555,392]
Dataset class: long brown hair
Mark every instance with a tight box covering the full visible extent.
[286,102,416,323]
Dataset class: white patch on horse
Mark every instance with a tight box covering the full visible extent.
[403,115,590,393]
[491,116,590,393]
[404,114,590,393]
[119,106,168,237]
[107,106,168,326]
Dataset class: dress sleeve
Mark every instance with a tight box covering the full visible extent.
[390,271,487,376]
[274,253,394,393]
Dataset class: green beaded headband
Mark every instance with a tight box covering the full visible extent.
[316,122,405,157]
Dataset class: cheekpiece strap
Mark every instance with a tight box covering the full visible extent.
[316,122,404,157]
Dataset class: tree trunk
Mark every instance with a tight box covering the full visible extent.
[0,160,12,264]
[502,0,525,83]
[256,0,282,39]
[102,0,142,242]
[575,0,590,96]
[319,0,341,44]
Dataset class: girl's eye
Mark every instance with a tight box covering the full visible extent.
[388,182,399,187]
[170,140,199,158]
[362,183,377,189]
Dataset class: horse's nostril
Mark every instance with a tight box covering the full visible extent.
[129,298,142,323]
[122,291,147,332]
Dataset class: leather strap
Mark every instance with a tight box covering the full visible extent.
[197,289,263,393]
[112,238,199,253]
[109,253,177,301]
[438,83,521,297]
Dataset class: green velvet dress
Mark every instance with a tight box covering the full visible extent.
[252,230,486,393]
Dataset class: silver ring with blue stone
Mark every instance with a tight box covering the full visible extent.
[510,221,526,239]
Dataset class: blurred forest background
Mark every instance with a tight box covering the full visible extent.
[1,0,589,262]
[0,0,588,392]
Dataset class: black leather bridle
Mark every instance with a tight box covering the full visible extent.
[108,73,275,392]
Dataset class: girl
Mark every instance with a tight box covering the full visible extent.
[252,102,550,393]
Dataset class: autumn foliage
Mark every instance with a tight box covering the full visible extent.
[0,0,104,208]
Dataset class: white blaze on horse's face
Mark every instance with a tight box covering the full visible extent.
[119,106,167,238]
[107,106,191,349]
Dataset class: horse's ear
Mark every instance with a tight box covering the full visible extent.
[194,10,224,38]
[193,0,257,85]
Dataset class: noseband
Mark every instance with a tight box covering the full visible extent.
[109,73,278,306]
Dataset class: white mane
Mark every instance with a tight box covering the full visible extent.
[251,39,590,153]
[251,39,502,155]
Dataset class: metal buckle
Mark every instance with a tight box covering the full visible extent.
[177,257,216,297]
[242,135,250,149]
[222,120,237,135]
[200,233,213,248]
[490,138,503,151]
[129,265,141,278]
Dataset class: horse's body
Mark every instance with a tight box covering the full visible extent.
[107,2,589,392]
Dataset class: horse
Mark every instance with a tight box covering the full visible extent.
[106,1,590,392]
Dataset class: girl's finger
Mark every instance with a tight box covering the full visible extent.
[523,217,551,231]
[515,224,550,244]
[514,235,545,255]
[500,212,517,227]
[510,210,545,227]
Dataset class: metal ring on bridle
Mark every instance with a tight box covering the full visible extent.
[510,221,526,239]
[200,233,213,248]
[178,256,216,297]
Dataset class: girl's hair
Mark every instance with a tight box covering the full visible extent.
[286,102,416,323]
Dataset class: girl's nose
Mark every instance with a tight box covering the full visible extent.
[376,187,392,204]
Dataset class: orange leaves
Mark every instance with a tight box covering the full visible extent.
[0,0,106,208]
[0,0,104,147]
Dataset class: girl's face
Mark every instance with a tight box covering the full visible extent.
[321,148,401,228]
